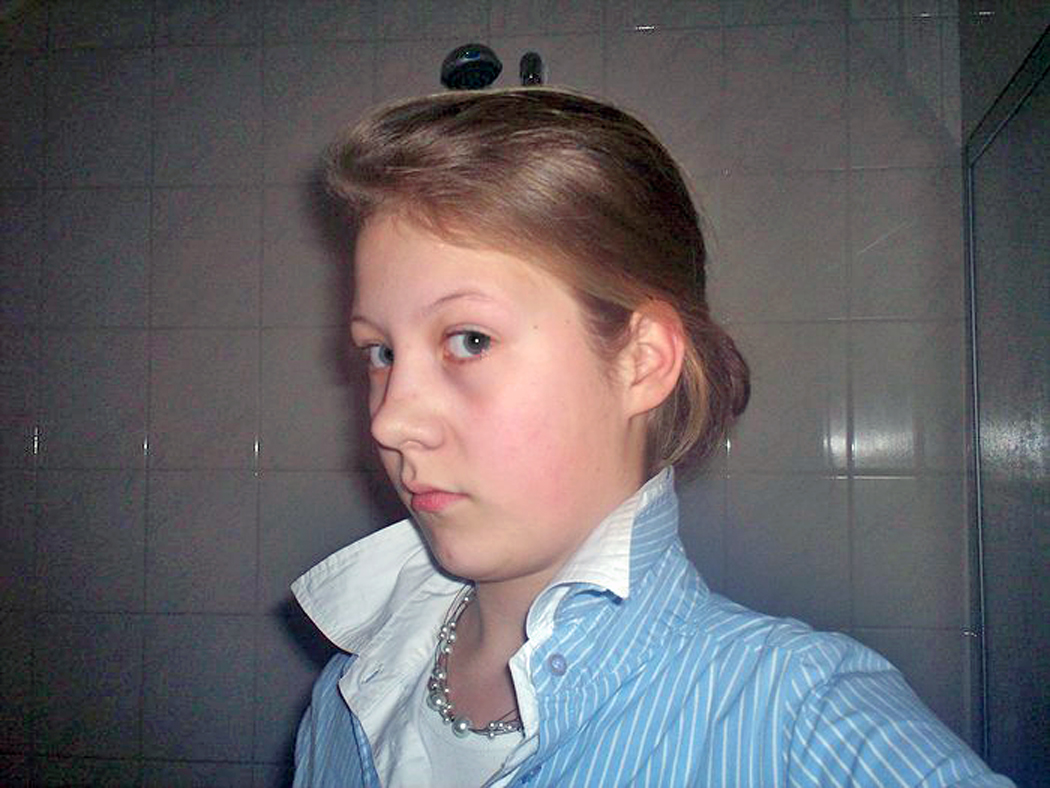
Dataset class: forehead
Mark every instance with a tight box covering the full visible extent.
[352,212,577,314]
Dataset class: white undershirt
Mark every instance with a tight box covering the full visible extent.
[407,664,521,788]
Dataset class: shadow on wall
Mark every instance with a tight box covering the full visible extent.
[302,161,404,517]
[268,162,409,771]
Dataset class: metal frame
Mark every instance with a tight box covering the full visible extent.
[962,24,1050,759]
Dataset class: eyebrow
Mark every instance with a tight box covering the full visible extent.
[422,289,498,316]
[349,288,500,327]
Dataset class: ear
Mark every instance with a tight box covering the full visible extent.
[617,301,686,419]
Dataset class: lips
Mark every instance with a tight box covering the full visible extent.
[410,490,465,513]
[403,482,465,514]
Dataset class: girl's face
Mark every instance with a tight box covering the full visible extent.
[351,213,647,591]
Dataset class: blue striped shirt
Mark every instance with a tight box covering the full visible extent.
[292,472,1012,787]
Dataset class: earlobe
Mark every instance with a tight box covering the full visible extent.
[621,303,686,418]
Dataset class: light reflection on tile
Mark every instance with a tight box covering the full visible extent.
[851,321,966,472]
[730,322,848,473]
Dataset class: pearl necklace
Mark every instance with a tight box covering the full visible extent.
[425,587,523,739]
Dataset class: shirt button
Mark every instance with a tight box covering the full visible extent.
[520,766,540,784]
[547,653,567,676]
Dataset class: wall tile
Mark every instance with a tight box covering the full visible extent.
[144,761,254,788]
[849,20,957,167]
[0,190,42,327]
[676,472,726,592]
[42,189,150,328]
[46,50,152,186]
[849,0,900,17]
[726,475,850,630]
[0,754,31,786]
[606,28,723,178]
[146,471,257,613]
[941,12,960,148]
[491,33,603,96]
[36,470,146,611]
[377,0,488,40]
[723,0,846,23]
[34,758,143,787]
[49,0,153,49]
[853,627,972,742]
[491,0,603,35]
[255,761,294,788]
[604,0,721,30]
[853,1,959,19]
[38,330,148,469]
[0,2,47,51]
[156,0,262,45]
[0,54,45,187]
[851,320,966,472]
[902,17,941,115]
[154,47,263,185]
[33,613,143,757]
[258,471,382,612]
[142,614,255,761]
[148,329,258,469]
[263,43,375,184]
[850,167,963,319]
[0,330,37,468]
[151,188,261,327]
[254,613,336,763]
[725,23,847,171]
[263,0,378,43]
[262,185,351,328]
[259,328,367,471]
[729,322,848,473]
[853,476,967,628]
[376,37,465,100]
[715,171,848,321]
[0,472,36,609]
[0,611,32,752]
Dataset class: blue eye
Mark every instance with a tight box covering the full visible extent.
[446,331,491,360]
[364,344,394,368]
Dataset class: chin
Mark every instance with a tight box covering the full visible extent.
[417,526,476,578]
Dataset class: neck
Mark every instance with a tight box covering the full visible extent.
[460,570,552,664]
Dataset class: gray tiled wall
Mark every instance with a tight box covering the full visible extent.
[0,1,973,784]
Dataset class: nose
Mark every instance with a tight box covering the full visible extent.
[368,359,443,452]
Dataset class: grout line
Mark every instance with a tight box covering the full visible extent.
[250,24,268,769]
[136,1,159,770]
[26,0,54,766]
[844,10,857,636]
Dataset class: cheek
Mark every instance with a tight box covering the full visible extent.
[367,375,386,417]
[474,379,599,496]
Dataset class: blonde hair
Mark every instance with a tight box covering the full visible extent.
[327,88,749,468]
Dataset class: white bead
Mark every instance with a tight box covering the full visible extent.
[452,717,473,737]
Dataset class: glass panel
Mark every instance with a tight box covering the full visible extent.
[971,64,1050,787]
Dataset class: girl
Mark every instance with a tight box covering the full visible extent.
[291,89,1010,787]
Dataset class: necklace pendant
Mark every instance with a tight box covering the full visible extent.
[451,717,473,738]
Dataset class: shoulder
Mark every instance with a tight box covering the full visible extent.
[670,599,1011,786]
[697,594,879,676]
[657,588,870,710]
